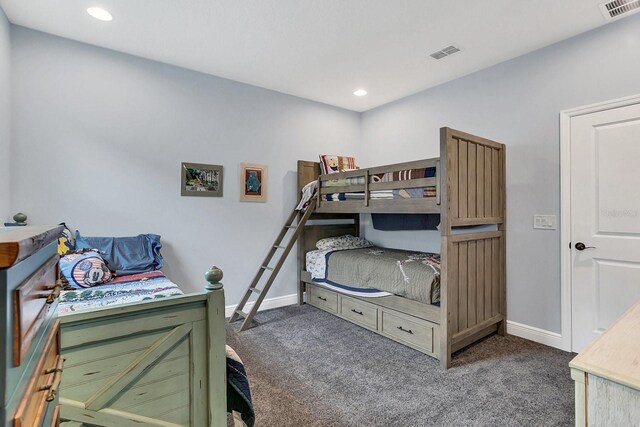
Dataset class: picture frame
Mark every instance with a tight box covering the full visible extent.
[181,162,224,197]
[240,163,268,202]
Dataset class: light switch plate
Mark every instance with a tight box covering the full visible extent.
[533,214,556,230]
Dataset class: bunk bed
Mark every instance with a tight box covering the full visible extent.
[297,127,506,368]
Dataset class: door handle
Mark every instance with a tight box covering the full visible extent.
[575,242,596,251]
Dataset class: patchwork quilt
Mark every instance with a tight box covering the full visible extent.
[58,271,184,314]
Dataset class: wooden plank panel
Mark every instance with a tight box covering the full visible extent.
[492,148,500,217]
[450,217,504,227]
[476,238,485,323]
[492,238,500,316]
[458,241,468,331]
[63,330,168,368]
[116,373,190,411]
[467,142,477,218]
[85,324,192,410]
[468,240,477,328]
[63,352,190,400]
[450,242,459,335]
[484,147,492,218]
[448,136,459,221]
[62,305,204,348]
[476,145,485,217]
[458,139,468,219]
[484,239,492,320]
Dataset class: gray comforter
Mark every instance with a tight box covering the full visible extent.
[325,247,440,304]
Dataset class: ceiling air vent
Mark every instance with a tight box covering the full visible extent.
[599,0,640,20]
[430,45,460,60]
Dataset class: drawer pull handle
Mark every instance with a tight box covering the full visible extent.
[317,296,327,302]
[397,326,414,335]
[42,281,62,304]
[351,309,364,316]
[40,356,65,402]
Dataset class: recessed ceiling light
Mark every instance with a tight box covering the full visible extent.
[87,7,113,21]
[353,89,367,97]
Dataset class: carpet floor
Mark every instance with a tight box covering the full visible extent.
[227,305,575,427]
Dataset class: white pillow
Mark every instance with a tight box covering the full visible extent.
[316,235,373,251]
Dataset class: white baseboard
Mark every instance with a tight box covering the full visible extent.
[507,320,563,349]
[225,293,298,318]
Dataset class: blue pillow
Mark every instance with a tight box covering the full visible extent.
[74,232,163,275]
[59,251,113,288]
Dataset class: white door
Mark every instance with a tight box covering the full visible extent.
[571,102,640,352]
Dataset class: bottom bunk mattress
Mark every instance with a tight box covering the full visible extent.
[306,246,441,304]
[59,270,184,314]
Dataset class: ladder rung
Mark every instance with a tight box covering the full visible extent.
[249,287,261,295]
[285,225,296,229]
[235,310,249,318]
[273,245,286,249]
[261,265,274,271]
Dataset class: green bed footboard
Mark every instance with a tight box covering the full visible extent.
[58,284,226,427]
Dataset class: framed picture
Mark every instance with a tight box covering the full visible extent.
[240,163,268,202]
[181,162,223,197]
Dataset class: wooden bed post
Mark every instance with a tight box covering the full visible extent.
[205,268,227,427]
[439,127,453,369]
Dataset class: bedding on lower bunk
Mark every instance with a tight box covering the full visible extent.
[306,246,441,304]
[59,270,184,314]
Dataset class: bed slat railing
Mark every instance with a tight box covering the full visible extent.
[443,129,505,227]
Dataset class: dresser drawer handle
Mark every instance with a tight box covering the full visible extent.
[397,326,414,335]
[351,309,364,316]
[317,296,327,302]
[40,356,65,402]
[42,281,62,304]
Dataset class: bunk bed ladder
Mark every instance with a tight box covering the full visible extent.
[230,194,317,331]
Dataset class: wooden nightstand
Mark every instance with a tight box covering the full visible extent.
[0,225,64,427]
[570,301,640,426]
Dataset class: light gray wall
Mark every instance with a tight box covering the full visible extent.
[10,27,361,302]
[360,14,640,333]
[0,8,10,221]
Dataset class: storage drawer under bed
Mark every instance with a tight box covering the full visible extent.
[308,285,338,313]
[306,283,439,357]
[340,295,378,330]
[380,310,438,355]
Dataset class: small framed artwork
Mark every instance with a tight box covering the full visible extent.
[240,163,268,202]
[181,162,223,197]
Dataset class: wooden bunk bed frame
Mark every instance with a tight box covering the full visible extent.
[58,274,227,426]
[297,127,506,368]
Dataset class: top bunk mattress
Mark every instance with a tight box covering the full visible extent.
[306,247,440,305]
[59,271,184,314]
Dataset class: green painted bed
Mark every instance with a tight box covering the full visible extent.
[58,273,227,427]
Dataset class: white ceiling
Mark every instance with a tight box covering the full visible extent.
[0,0,627,111]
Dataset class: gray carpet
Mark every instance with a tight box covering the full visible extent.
[227,305,575,427]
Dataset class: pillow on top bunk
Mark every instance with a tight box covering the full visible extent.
[319,155,357,175]
[316,235,373,251]
[75,232,163,275]
[59,250,113,288]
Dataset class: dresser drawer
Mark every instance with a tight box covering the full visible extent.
[381,310,437,354]
[340,296,378,330]
[13,255,60,366]
[308,285,338,313]
[13,319,63,427]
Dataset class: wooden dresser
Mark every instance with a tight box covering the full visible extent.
[570,301,640,426]
[0,226,64,427]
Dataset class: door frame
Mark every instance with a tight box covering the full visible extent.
[560,93,640,352]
